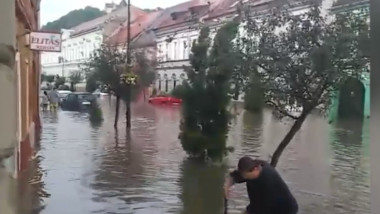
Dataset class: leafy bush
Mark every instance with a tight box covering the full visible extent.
[89,102,103,127]
[86,74,99,93]
[54,76,66,89]
[171,84,187,98]
[179,21,239,160]
[244,77,264,113]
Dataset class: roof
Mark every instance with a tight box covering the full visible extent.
[151,0,244,31]
[105,10,162,46]
[206,0,238,19]
[152,0,216,30]
[70,4,146,37]
[331,0,369,10]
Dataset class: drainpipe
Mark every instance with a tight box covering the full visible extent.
[0,0,18,214]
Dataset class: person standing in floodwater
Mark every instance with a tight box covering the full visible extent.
[224,156,298,214]
[41,91,49,111]
[48,88,59,111]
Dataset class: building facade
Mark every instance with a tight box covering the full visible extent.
[152,0,219,94]
[41,1,146,83]
[328,0,370,121]
[1,0,41,213]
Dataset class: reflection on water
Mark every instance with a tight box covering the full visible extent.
[179,159,226,214]
[328,119,370,214]
[23,99,370,214]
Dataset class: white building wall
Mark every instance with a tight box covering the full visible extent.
[154,28,200,93]
[41,30,103,79]
[153,0,336,95]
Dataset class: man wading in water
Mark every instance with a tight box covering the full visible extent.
[224,156,298,214]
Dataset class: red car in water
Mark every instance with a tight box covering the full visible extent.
[148,96,182,105]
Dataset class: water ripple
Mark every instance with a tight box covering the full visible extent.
[22,101,370,214]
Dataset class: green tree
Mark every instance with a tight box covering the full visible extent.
[83,45,155,128]
[239,4,369,167]
[69,71,83,91]
[131,51,156,101]
[44,74,55,83]
[180,21,239,160]
[82,45,126,128]
[54,75,66,89]
[244,74,264,113]
[42,6,105,31]
[85,73,99,93]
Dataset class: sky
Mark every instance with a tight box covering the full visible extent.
[41,0,189,25]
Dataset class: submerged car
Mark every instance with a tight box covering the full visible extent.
[92,89,109,97]
[57,90,72,104]
[148,96,182,105]
[61,92,96,111]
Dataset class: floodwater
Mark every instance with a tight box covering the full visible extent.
[20,97,370,214]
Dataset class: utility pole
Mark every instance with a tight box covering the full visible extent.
[126,0,132,130]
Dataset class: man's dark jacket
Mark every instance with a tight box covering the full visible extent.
[230,162,298,214]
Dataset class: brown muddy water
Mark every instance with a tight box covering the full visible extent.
[18,97,370,214]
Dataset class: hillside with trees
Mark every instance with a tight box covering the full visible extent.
[42,6,105,31]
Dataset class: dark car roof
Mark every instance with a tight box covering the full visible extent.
[72,92,92,95]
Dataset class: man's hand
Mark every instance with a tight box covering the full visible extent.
[224,185,230,199]
[224,176,233,199]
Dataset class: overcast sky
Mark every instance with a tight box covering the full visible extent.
[41,0,189,25]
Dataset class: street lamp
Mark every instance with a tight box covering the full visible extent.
[119,63,137,130]
[122,0,135,130]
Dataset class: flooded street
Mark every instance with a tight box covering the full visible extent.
[26,98,370,214]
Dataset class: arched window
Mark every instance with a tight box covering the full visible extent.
[164,73,169,92]
[172,73,177,88]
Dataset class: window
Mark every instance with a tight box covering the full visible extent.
[166,43,169,61]
[183,41,187,59]
[158,44,162,59]
[66,94,77,102]
[173,42,177,60]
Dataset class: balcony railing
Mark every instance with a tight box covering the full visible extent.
[157,59,190,69]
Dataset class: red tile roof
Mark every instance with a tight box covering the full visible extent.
[106,11,162,46]
[153,0,208,30]
[70,5,146,37]
[152,0,238,31]
[206,0,238,19]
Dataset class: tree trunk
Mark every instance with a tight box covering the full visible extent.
[114,95,120,128]
[126,85,131,130]
[270,113,308,168]
[143,88,146,101]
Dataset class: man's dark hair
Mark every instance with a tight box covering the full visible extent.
[238,156,264,172]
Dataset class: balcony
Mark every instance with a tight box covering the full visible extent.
[157,59,190,70]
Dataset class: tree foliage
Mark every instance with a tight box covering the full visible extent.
[69,71,83,91]
[42,74,55,83]
[42,6,105,31]
[82,45,156,127]
[85,74,99,93]
[54,75,66,89]
[238,3,370,167]
[131,51,156,100]
[82,45,128,127]
[179,21,239,160]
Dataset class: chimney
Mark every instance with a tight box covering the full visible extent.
[104,2,116,14]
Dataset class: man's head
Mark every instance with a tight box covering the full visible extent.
[238,156,263,180]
